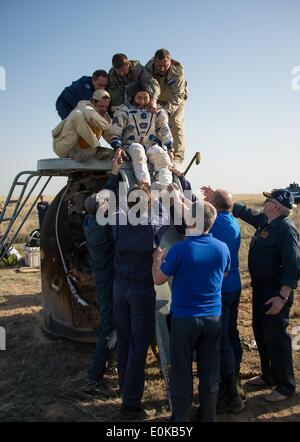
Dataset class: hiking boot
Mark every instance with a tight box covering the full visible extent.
[84,378,115,398]
[119,405,156,421]
[246,376,270,388]
[217,376,245,414]
[264,389,291,403]
[96,147,114,160]
[69,149,89,163]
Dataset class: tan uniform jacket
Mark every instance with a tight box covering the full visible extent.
[52,100,111,157]
[145,58,188,115]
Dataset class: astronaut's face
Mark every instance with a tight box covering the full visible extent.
[134,91,151,108]
[115,62,130,78]
[154,56,171,75]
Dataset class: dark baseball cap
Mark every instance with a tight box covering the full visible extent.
[263,189,295,209]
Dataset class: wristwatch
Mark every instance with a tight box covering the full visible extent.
[277,293,289,302]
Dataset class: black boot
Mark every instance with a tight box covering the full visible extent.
[236,371,246,400]
[216,376,245,414]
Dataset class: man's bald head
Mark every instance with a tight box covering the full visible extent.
[213,190,234,211]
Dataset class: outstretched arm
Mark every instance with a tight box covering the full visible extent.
[201,185,215,204]
[152,247,169,285]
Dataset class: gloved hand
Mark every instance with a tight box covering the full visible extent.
[165,142,175,163]
[165,141,174,151]
[111,138,122,151]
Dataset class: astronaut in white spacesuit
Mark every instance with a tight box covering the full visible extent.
[109,86,174,187]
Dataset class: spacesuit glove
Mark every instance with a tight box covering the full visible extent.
[165,142,174,152]
[111,138,123,151]
[165,143,175,163]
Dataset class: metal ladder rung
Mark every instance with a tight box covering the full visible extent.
[0,171,52,261]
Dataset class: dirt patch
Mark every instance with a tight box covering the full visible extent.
[0,266,299,422]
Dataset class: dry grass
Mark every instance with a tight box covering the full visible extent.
[234,195,300,274]
[1,193,299,246]
[0,195,53,245]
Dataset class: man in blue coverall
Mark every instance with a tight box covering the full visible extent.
[56,69,109,120]
[233,189,299,402]
[85,149,168,419]
[37,194,49,229]
[83,150,122,388]
[112,176,168,420]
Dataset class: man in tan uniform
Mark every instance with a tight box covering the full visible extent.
[146,49,188,167]
[52,89,113,162]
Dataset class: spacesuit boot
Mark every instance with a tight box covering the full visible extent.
[128,143,151,185]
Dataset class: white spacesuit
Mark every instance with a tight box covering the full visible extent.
[110,103,174,186]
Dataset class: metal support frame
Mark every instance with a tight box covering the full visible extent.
[183,151,201,176]
[0,171,52,260]
[0,159,115,260]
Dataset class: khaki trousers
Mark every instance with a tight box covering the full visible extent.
[53,111,99,158]
[168,100,186,162]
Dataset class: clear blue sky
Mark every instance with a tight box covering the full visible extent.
[0,0,299,196]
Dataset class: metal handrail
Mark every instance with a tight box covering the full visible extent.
[0,171,52,260]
